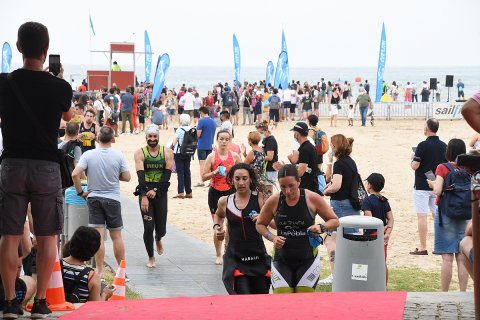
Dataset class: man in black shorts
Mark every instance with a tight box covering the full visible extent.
[0,21,72,317]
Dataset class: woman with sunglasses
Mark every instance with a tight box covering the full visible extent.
[256,164,338,293]
[213,163,272,294]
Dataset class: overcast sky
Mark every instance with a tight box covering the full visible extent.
[1,0,479,69]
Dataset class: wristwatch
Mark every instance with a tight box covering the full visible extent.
[318,223,328,234]
[77,190,84,196]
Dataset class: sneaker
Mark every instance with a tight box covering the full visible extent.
[318,274,333,286]
[2,299,23,319]
[30,298,51,319]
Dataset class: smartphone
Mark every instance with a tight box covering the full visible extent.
[411,147,417,153]
[49,54,60,76]
[425,170,435,181]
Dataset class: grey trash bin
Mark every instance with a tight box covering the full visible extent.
[332,215,386,292]
[63,186,89,241]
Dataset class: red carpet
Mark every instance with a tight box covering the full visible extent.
[59,291,407,320]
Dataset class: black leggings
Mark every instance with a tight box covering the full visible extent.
[139,191,168,257]
[233,275,270,294]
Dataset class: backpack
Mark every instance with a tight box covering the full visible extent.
[58,140,79,188]
[313,129,329,156]
[321,82,326,91]
[438,163,471,226]
[224,92,233,106]
[179,128,198,156]
[60,260,93,304]
[251,150,266,178]
[345,160,367,210]
[108,109,119,124]
[269,96,280,109]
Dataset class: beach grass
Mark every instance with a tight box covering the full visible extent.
[316,264,442,292]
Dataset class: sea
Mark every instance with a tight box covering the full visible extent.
[65,65,480,99]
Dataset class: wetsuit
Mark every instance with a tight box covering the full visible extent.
[208,151,235,214]
[271,189,320,293]
[139,146,169,258]
[222,192,271,294]
[79,122,96,153]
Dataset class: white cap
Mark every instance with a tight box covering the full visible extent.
[145,125,159,136]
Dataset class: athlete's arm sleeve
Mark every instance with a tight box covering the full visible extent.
[160,169,172,183]
[136,170,147,196]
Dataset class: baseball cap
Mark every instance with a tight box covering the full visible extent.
[365,173,385,192]
[290,122,309,136]
[145,124,159,136]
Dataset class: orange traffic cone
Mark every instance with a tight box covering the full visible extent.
[26,249,75,312]
[108,260,126,301]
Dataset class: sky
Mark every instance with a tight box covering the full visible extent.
[1,0,479,69]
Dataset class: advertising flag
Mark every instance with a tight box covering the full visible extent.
[1,42,12,73]
[375,23,387,103]
[265,61,274,87]
[144,31,152,83]
[233,34,241,89]
[150,54,170,107]
[274,51,288,90]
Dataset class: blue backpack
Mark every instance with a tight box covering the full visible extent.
[438,163,471,226]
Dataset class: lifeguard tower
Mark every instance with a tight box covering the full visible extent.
[87,42,136,91]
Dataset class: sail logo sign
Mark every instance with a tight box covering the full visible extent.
[433,103,463,120]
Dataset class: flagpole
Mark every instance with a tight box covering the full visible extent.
[89,10,92,66]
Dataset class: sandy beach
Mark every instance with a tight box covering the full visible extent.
[114,117,475,274]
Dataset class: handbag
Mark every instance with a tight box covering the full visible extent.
[7,75,73,188]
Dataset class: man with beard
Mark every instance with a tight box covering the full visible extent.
[79,109,98,153]
[134,125,174,267]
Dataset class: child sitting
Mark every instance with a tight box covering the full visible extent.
[347,104,354,126]
[361,173,394,284]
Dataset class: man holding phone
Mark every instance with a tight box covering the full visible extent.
[0,22,72,318]
[410,118,446,256]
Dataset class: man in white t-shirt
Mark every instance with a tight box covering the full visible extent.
[282,86,292,121]
[72,126,131,280]
[183,88,195,118]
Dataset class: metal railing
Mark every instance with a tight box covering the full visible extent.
[315,102,433,120]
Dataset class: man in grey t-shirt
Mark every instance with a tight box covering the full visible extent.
[72,126,131,279]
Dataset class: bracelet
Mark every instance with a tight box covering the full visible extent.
[264,231,272,241]
[213,223,220,230]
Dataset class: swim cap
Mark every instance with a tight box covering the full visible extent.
[145,125,159,136]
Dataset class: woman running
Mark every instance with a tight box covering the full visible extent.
[214,163,271,294]
[202,129,241,264]
[256,164,339,293]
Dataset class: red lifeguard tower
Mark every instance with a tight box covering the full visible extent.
[87,42,136,91]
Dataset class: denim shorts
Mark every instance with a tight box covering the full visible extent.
[0,158,63,236]
[330,199,360,233]
[87,197,123,230]
[433,208,468,254]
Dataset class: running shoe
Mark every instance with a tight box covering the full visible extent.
[2,299,23,319]
[30,298,51,319]
[318,274,333,285]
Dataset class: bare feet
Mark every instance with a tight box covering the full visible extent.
[147,257,156,268]
[156,240,164,255]
[215,256,223,265]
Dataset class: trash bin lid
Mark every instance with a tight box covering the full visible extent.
[339,216,383,228]
[64,186,88,206]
